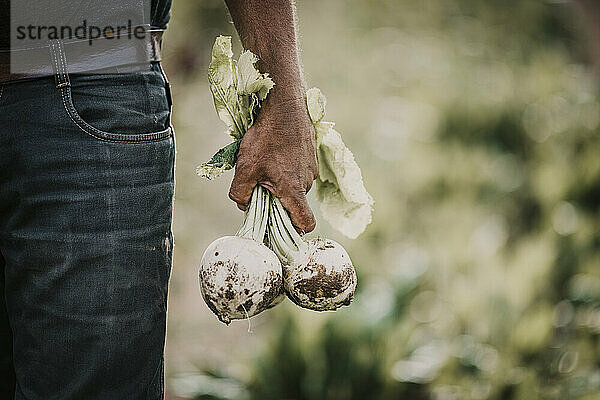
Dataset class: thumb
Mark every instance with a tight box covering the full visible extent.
[229,170,257,211]
[277,193,316,233]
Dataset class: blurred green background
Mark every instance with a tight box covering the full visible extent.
[161,1,600,399]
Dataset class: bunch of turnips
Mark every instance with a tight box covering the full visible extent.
[197,36,373,324]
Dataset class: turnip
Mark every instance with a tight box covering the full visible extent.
[284,238,357,311]
[199,187,284,324]
[267,197,357,311]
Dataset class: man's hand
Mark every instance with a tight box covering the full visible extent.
[224,0,319,232]
[229,97,318,233]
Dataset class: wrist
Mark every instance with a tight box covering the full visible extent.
[255,93,314,143]
[260,86,306,116]
[261,61,305,99]
[268,82,306,103]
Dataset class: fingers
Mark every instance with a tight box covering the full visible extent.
[278,193,316,234]
[306,179,313,193]
[229,169,256,211]
[305,171,316,193]
[231,173,317,235]
[306,155,319,193]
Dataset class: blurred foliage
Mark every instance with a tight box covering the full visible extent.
[163,0,600,399]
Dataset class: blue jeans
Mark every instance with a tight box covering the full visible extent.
[0,40,175,399]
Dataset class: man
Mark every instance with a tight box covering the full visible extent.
[0,0,317,398]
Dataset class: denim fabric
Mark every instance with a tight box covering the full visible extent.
[0,40,175,399]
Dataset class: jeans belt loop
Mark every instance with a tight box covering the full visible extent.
[49,40,70,88]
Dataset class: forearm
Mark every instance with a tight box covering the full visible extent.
[224,0,306,103]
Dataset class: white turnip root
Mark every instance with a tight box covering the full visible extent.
[267,197,357,311]
[199,236,283,324]
[283,238,357,311]
[199,187,284,324]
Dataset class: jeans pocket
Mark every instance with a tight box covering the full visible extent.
[61,63,172,143]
